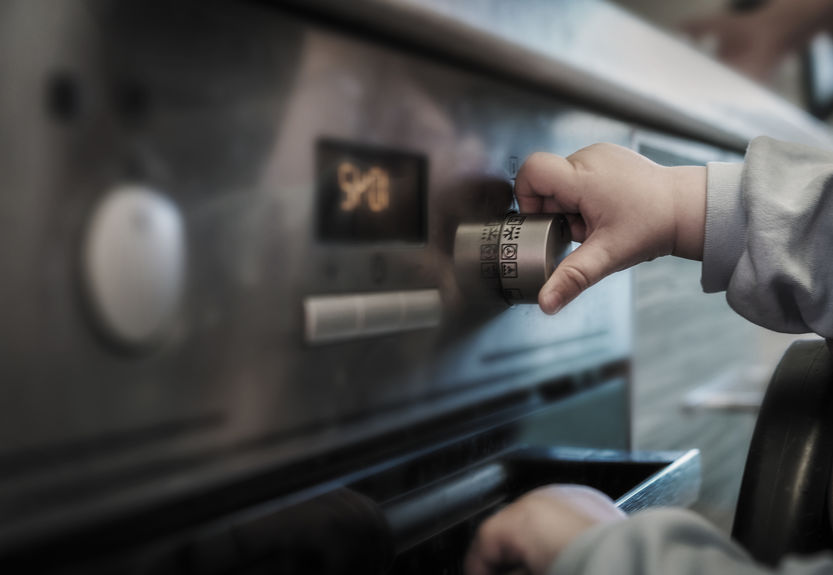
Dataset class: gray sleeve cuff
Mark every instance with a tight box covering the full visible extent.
[548,517,625,575]
[547,507,833,575]
[547,508,754,575]
[701,162,746,293]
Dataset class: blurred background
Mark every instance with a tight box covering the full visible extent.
[620,0,805,105]
[614,0,827,532]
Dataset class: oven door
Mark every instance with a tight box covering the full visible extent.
[14,397,697,575]
[115,446,699,575]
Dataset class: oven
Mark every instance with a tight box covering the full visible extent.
[0,1,827,573]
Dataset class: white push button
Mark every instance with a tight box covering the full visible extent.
[83,184,186,349]
[401,289,442,327]
[361,292,404,333]
[304,289,441,345]
[307,295,360,337]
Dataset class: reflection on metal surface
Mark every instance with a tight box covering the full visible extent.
[614,449,702,513]
[293,0,833,150]
[385,463,509,553]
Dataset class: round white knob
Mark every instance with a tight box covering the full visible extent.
[83,184,186,349]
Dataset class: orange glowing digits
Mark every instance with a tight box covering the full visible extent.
[338,162,390,213]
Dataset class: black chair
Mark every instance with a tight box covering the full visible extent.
[733,339,833,565]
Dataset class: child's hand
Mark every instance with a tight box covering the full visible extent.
[464,485,625,575]
[515,144,706,314]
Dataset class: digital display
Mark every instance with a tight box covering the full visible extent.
[316,139,427,243]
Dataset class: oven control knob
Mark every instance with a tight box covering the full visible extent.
[82,184,186,350]
[454,213,571,304]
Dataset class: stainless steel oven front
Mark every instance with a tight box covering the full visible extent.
[0,2,713,573]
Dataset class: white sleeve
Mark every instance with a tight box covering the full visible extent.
[549,508,833,575]
[701,136,833,338]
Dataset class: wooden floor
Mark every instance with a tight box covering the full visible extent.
[632,256,802,532]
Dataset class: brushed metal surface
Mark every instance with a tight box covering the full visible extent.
[615,449,702,513]
[0,0,736,549]
[292,0,833,150]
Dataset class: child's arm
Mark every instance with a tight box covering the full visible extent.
[705,137,833,338]
[518,137,833,338]
[466,484,833,575]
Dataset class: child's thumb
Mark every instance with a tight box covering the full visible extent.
[538,239,615,314]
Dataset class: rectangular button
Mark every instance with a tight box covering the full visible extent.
[402,289,442,328]
[304,289,440,345]
[304,294,360,344]
[359,291,403,334]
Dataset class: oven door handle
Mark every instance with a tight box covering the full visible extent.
[506,446,702,513]
[382,446,701,554]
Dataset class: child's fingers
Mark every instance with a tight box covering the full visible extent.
[542,197,562,214]
[538,239,615,314]
[564,213,587,242]
[464,509,526,575]
[515,153,582,214]
[516,190,544,214]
